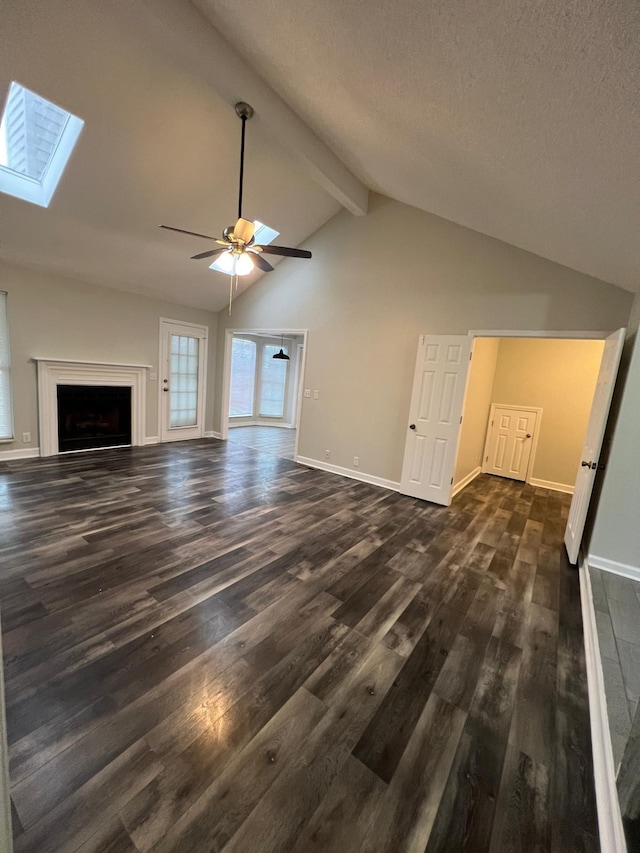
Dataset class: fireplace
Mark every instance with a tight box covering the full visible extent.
[35,359,150,456]
[57,385,132,452]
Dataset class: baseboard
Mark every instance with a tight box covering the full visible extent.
[588,554,640,584]
[579,556,627,853]
[452,466,482,498]
[0,621,12,853]
[0,447,40,462]
[295,456,400,492]
[228,422,294,430]
[529,477,574,494]
[204,431,222,440]
[143,436,159,446]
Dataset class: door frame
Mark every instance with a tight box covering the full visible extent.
[158,318,208,443]
[221,328,308,460]
[481,403,543,483]
[460,329,622,557]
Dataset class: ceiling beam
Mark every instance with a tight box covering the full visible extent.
[139,0,369,216]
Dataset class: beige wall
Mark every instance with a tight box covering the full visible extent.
[489,338,605,488]
[590,293,640,570]
[2,260,218,451]
[454,338,500,486]
[215,194,632,483]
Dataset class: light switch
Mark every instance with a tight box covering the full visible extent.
[313,390,319,400]
[304,389,311,398]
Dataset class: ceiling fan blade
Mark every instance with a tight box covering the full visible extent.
[258,245,312,259]
[249,251,274,272]
[234,218,255,244]
[159,225,216,240]
[191,247,230,261]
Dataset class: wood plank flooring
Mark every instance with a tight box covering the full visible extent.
[227,425,297,460]
[0,440,598,852]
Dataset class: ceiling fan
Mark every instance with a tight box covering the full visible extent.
[160,101,312,312]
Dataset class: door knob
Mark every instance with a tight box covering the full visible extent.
[409,424,416,430]
[526,433,532,438]
[163,387,169,392]
[581,460,590,467]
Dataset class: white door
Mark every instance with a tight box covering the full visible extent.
[400,335,471,505]
[564,328,626,564]
[483,406,538,481]
[159,320,208,443]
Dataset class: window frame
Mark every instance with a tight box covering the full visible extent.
[229,335,291,423]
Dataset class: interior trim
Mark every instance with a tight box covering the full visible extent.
[452,466,482,497]
[528,477,575,494]
[587,554,640,583]
[579,556,627,853]
[295,455,400,492]
[0,619,13,853]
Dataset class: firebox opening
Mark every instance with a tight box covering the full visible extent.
[57,385,132,452]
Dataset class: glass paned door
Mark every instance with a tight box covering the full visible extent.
[170,334,199,427]
[160,320,207,442]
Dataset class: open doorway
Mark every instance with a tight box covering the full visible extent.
[399,329,625,563]
[221,328,307,461]
[454,336,606,497]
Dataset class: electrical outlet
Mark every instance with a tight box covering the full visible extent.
[313,390,319,400]
[22,432,31,443]
[325,449,330,460]
[304,389,311,398]
[353,456,359,467]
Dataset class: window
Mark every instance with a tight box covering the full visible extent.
[259,345,288,417]
[169,334,199,427]
[230,338,257,416]
[0,82,84,207]
[0,292,13,441]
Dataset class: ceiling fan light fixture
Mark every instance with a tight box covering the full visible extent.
[210,251,254,276]
[235,252,254,276]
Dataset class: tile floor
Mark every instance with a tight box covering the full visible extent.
[590,567,640,767]
[591,566,640,850]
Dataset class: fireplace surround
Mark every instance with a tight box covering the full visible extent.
[35,359,150,456]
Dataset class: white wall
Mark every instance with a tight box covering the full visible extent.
[2,260,218,453]
[215,194,632,483]
[589,294,640,572]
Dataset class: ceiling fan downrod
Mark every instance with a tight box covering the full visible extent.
[234,102,254,222]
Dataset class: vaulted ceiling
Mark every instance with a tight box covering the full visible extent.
[2,0,639,312]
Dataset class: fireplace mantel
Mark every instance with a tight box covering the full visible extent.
[34,359,151,456]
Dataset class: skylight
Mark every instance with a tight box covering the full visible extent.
[210,220,280,274]
[0,82,84,207]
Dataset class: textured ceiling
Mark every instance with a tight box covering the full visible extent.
[195,0,640,292]
[0,0,341,311]
[2,0,639,308]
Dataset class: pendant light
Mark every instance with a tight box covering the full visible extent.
[273,334,290,360]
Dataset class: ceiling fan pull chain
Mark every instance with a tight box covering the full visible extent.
[228,274,233,315]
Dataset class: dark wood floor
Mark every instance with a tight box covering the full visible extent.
[228,425,297,460]
[0,440,598,852]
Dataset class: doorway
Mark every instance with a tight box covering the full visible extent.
[399,329,625,563]
[221,328,308,461]
[158,319,208,443]
[483,404,541,482]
